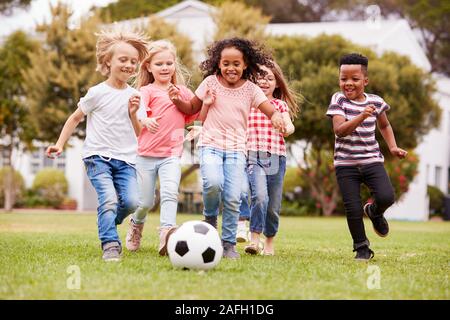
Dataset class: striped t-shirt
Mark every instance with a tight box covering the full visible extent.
[326,92,390,167]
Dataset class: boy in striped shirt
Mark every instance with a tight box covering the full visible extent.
[326,53,407,261]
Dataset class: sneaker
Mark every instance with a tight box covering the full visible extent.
[158,226,178,256]
[126,219,144,251]
[222,241,240,259]
[354,246,375,261]
[203,215,217,229]
[102,241,122,262]
[364,203,389,237]
[236,220,249,243]
[244,242,261,255]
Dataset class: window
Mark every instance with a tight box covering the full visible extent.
[435,166,442,189]
[30,147,66,174]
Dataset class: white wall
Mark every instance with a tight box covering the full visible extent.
[386,76,450,220]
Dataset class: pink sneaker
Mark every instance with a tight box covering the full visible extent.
[126,219,144,252]
[158,226,178,256]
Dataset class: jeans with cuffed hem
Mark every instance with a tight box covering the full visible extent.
[83,155,139,247]
[247,151,286,238]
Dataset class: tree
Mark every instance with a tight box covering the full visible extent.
[212,1,271,42]
[0,30,38,210]
[0,0,31,15]
[22,3,103,143]
[98,0,180,22]
[269,34,441,215]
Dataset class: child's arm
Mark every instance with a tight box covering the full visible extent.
[258,100,286,133]
[332,105,375,137]
[197,88,216,122]
[128,94,142,137]
[185,88,215,142]
[282,112,295,137]
[46,108,85,158]
[377,112,408,159]
[168,84,203,115]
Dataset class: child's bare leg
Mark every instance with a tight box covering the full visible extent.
[264,236,275,255]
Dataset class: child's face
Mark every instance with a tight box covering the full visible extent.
[147,50,176,85]
[107,42,140,83]
[218,47,247,86]
[339,64,368,102]
[257,65,276,98]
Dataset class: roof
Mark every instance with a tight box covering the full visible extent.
[115,1,432,72]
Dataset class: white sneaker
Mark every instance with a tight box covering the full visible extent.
[236,220,249,243]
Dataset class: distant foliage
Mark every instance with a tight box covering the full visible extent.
[32,168,68,208]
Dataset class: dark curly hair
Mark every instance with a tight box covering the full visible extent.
[200,37,274,83]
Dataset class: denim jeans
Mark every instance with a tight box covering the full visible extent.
[83,155,139,247]
[132,156,181,227]
[335,162,395,250]
[199,147,246,244]
[239,171,251,220]
[247,151,286,238]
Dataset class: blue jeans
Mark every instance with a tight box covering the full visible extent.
[83,155,139,247]
[132,156,181,227]
[199,147,246,244]
[247,151,286,237]
[239,172,251,220]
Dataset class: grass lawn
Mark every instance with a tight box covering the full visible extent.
[0,211,449,300]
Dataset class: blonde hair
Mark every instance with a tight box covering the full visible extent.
[95,27,149,76]
[135,39,189,89]
[264,61,301,119]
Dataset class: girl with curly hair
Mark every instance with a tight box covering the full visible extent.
[169,37,286,259]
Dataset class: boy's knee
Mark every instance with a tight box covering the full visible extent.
[376,191,395,208]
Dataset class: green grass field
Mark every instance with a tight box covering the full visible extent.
[0,211,449,299]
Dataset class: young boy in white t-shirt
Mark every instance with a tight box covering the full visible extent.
[46,29,149,262]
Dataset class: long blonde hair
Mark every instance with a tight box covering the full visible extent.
[266,60,301,119]
[135,40,189,89]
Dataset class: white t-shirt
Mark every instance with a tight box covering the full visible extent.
[78,82,146,164]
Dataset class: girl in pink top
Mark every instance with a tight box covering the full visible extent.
[126,40,197,255]
[170,37,286,259]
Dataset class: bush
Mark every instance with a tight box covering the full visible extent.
[0,167,26,208]
[32,168,68,208]
[428,185,445,216]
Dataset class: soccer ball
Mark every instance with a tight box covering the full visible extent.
[167,220,223,270]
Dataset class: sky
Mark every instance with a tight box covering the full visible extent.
[0,0,116,38]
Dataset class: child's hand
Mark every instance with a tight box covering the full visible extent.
[203,88,216,106]
[141,115,163,134]
[390,147,408,159]
[271,111,286,133]
[46,145,63,159]
[184,125,202,142]
[361,104,376,119]
[168,83,181,103]
[128,94,141,115]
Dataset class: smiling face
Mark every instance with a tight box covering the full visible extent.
[147,49,176,85]
[218,46,247,88]
[107,41,140,83]
[339,64,368,102]
[257,65,276,99]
